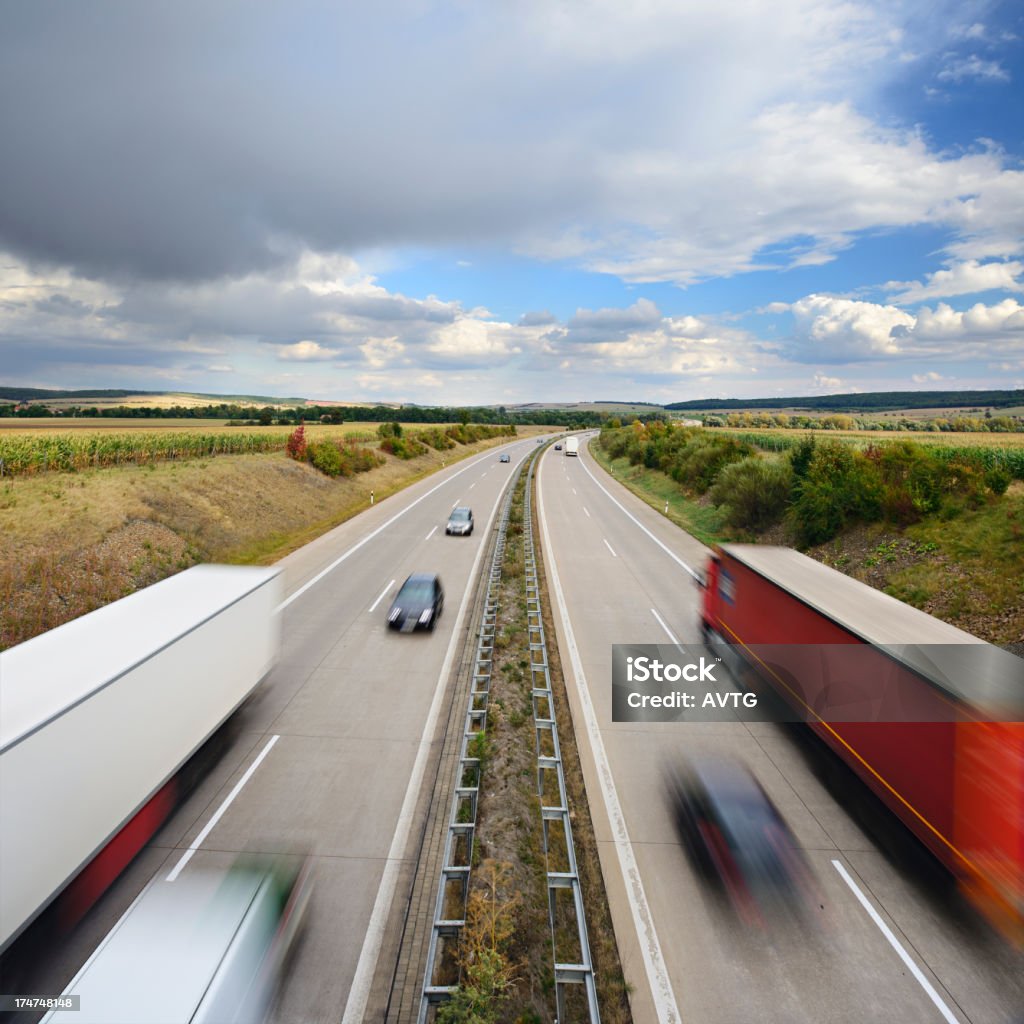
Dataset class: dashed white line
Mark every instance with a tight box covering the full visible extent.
[572,487,577,495]
[831,860,959,1024]
[650,607,679,645]
[277,451,495,612]
[167,735,280,881]
[577,450,702,583]
[604,538,617,557]
[469,482,476,490]
[369,579,395,613]
[583,506,591,517]
[425,525,438,541]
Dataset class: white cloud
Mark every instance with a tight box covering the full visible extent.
[937,55,1010,83]
[790,294,913,360]
[813,373,843,389]
[277,340,341,362]
[886,260,1024,302]
[912,371,946,382]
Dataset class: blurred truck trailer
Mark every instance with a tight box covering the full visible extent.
[0,565,281,954]
[700,544,1023,940]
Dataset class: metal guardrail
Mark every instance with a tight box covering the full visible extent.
[523,455,601,1024]
[418,458,524,1022]
[418,445,600,1023]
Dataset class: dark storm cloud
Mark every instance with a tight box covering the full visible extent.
[0,3,593,284]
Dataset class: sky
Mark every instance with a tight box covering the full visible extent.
[1,0,1023,406]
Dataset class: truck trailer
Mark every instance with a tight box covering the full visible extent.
[565,436,579,456]
[701,544,1024,939]
[0,565,281,954]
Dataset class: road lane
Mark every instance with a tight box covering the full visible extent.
[18,435,545,1022]
[538,435,1024,1024]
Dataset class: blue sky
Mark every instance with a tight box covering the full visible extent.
[1,1,1022,405]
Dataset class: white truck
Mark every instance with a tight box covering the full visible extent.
[565,436,579,456]
[0,565,281,954]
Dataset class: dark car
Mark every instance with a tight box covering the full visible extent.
[499,454,511,463]
[666,756,815,926]
[388,573,444,632]
[554,444,562,450]
[446,507,474,536]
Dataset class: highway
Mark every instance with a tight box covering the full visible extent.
[13,430,1024,1023]
[17,434,547,1022]
[536,435,1024,1024]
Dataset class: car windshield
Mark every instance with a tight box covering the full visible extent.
[450,509,471,521]
[398,580,434,602]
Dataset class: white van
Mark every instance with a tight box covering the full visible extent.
[43,855,312,1024]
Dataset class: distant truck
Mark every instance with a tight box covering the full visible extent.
[565,436,579,456]
[700,544,1024,939]
[0,565,281,955]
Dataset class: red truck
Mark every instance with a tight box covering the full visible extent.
[700,543,1024,940]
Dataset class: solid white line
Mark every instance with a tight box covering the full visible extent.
[537,457,681,1023]
[341,473,509,1024]
[425,525,438,541]
[603,538,617,557]
[831,859,959,1024]
[650,607,679,645]
[276,453,493,613]
[577,446,703,583]
[166,735,280,882]
[369,579,395,613]
[583,506,591,517]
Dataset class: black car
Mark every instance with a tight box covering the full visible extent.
[554,444,562,450]
[499,454,510,463]
[666,756,815,926]
[387,573,444,632]
[446,506,474,535]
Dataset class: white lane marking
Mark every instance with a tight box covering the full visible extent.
[425,525,438,541]
[603,538,617,557]
[341,475,509,1024]
[577,447,702,583]
[831,860,959,1024]
[572,487,577,495]
[167,735,280,882]
[651,607,679,645]
[537,458,681,1023]
[369,579,395,613]
[277,452,494,613]
[469,482,476,490]
[583,506,591,517]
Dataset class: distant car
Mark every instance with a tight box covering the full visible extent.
[446,507,474,536]
[536,438,544,444]
[666,756,815,926]
[388,573,444,632]
[499,454,511,463]
[554,444,562,450]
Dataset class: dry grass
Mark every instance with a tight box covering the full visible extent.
[0,431,539,650]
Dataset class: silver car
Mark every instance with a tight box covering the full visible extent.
[445,507,474,536]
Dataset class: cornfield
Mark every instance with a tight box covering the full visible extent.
[0,431,290,476]
[726,431,1024,479]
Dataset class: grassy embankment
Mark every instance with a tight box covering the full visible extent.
[0,422,544,650]
[591,425,1024,645]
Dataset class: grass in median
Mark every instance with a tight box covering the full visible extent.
[588,441,727,547]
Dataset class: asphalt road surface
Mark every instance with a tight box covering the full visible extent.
[15,434,546,1023]
[536,435,1023,1024]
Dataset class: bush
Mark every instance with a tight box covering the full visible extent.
[308,440,343,476]
[285,424,307,461]
[710,457,793,530]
